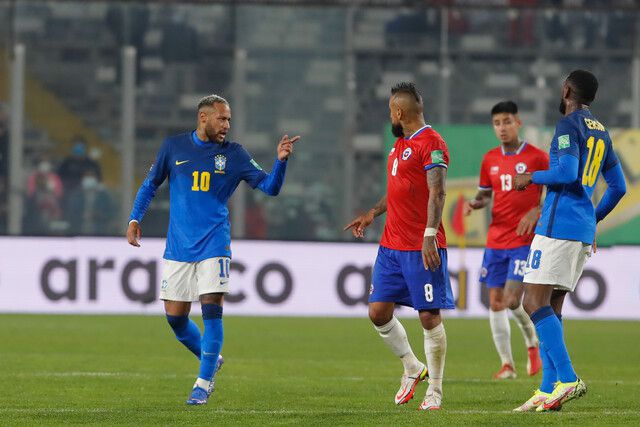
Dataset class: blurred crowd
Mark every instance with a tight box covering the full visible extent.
[23,137,116,236]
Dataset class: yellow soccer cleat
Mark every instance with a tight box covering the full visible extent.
[513,389,551,412]
[536,378,587,412]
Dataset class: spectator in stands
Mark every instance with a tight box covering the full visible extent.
[23,160,64,235]
[27,159,64,200]
[66,170,115,235]
[57,136,102,194]
[507,1,537,47]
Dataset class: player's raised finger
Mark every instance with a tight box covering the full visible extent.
[289,135,301,144]
[343,219,358,231]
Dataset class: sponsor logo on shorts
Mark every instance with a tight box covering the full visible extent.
[402,147,412,160]
[161,280,169,290]
[480,267,488,278]
[515,162,527,173]
[369,284,375,295]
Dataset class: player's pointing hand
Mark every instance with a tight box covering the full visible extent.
[277,134,301,161]
[344,210,375,238]
[127,221,142,247]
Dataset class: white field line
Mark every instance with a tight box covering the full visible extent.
[0,408,639,416]
[5,372,640,386]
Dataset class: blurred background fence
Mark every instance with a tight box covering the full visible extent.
[1,0,639,246]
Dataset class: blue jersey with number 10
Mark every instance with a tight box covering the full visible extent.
[536,109,620,244]
[130,131,272,262]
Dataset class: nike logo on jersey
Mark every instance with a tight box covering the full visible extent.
[175,160,189,165]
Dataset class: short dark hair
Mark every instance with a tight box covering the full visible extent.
[567,70,598,105]
[491,101,518,116]
[391,82,422,104]
[197,94,229,111]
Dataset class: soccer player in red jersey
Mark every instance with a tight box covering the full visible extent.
[464,101,548,379]
[345,83,453,411]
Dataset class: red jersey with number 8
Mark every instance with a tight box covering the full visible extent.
[381,126,449,251]
[478,143,549,249]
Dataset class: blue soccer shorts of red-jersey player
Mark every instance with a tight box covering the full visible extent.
[479,245,530,288]
[370,246,455,310]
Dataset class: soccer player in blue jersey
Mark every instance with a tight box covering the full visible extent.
[126,95,300,405]
[513,70,626,412]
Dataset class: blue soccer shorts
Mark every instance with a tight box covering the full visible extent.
[480,245,530,288]
[370,246,455,311]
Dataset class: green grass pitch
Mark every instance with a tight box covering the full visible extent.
[1,315,639,425]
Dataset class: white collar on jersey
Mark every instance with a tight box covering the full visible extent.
[501,140,527,156]
[405,124,431,140]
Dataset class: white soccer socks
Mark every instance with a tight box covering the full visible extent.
[489,309,514,367]
[374,316,422,375]
[510,304,538,348]
[423,322,447,393]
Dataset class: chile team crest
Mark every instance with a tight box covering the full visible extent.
[214,155,226,174]
[515,162,527,174]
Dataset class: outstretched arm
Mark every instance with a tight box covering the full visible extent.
[256,134,300,196]
[515,155,579,190]
[464,188,492,215]
[423,166,447,271]
[344,195,386,238]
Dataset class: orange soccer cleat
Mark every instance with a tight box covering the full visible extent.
[527,346,542,376]
[493,363,516,379]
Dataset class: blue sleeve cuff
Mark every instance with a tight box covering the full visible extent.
[257,157,287,196]
[424,163,448,171]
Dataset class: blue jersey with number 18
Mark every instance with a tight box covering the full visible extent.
[536,109,620,244]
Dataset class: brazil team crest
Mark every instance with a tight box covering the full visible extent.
[214,155,226,174]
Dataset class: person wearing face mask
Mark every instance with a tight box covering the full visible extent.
[65,171,114,235]
[24,159,64,234]
[57,136,103,194]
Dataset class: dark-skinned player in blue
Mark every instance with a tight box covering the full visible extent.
[126,95,300,405]
[513,70,626,412]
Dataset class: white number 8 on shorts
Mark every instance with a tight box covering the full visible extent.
[424,283,434,302]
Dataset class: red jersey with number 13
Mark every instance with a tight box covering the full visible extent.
[381,125,449,250]
[479,142,549,249]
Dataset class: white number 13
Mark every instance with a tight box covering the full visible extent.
[500,174,512,191]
